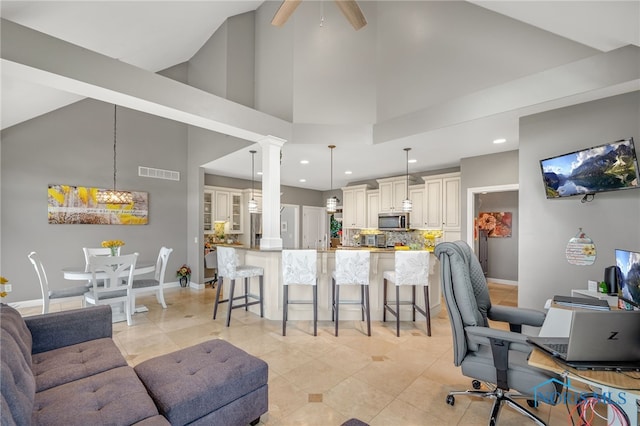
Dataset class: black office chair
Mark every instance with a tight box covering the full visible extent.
[435,241,561,426]
[204,250,217,288]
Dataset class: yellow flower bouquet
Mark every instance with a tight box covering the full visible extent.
[102,240,125,256]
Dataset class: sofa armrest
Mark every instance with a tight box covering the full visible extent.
[25,305,112,354]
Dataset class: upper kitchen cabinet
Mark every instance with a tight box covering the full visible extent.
[204,186,243,234]
[342,184,370,229]
[367,190,380,228]
[377,176,418,213]
[408,185,425,229]
[422,172,461,241]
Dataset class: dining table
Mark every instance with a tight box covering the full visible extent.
[62,261,156,322]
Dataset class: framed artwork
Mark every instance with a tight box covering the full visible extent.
[48,184,148,225]
[477,212,512,238]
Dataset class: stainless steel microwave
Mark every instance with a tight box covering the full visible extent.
[378,212,409,231]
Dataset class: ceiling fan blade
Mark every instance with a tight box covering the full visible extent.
[271,0,302,27]
[334,0,367,30]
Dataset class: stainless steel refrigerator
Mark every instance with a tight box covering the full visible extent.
[250,213,262,248]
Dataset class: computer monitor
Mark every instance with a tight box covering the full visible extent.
[616,248,640,308]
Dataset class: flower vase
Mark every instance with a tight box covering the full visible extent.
[110,247,118,256]
[180,276,189,288]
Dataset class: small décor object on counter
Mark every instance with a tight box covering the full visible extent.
[177,264,191,287]
[423,230,443,252]
[101,239,125,256]
[0,276,10,299]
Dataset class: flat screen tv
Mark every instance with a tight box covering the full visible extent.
[616,248,640,308]
[540,137,639,199]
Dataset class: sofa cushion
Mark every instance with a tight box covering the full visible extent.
[32,337,128,392]
[1,304,36,426]
[33,366,160,426]
[134,339,268,425]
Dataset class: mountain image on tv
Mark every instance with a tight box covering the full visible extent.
[541,138,639,198]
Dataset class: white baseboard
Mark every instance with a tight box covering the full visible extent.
[487,278,518,286]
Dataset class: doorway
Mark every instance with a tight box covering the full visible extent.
[302,206,327,249]
[281,204,300,249]
[466,184,519,285]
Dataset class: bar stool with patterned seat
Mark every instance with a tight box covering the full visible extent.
[282,249,318,336]
[213,246,264,327]
[331,250,371,337]
[382,250,431,337]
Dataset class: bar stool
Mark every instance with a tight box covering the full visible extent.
[382,250,431,337]
[331,250,371,337]
[213,247,264,327]
[282,249,318,336]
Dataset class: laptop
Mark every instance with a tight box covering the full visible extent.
[528,310,640,371]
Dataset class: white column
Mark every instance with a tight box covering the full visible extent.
[258,136,286,250]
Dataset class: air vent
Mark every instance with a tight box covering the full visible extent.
[138,166,180,181]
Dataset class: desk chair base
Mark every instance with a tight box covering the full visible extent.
[213,276,264,327]
[331,279,371,337]
[445,387,546,426]
[383,279,431,337]
[283,285,318,336]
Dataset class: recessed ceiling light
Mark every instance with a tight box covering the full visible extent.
[345,171,352,175]
[300,160,309,164]
[257,171,263,175]
[408,159,417,163]
[493,138,507,144]
[299,178,306,182]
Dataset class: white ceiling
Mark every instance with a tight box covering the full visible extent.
[2,1,639,191]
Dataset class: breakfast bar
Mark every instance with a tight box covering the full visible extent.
[214,247,441,323]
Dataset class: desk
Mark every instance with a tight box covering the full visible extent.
[62,262,155,320]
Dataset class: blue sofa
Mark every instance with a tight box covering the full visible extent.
[0,303,268,425]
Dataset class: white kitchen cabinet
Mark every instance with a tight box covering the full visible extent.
[205,186,243,234]
[377,176,417,212]
[367,190,379,228]
[341,185,369,229]
[408,186,425,229]
[422,173,461,241]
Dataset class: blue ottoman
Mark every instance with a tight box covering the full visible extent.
[134,339,268,426]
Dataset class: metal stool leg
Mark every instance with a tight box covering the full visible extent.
[244,278,249,311]
[331,277,336,322]
[412,285,416,322]
[313,284,318,336]
[396,285,400,337]
[213,276,223,319]
[334,284,340,337]
[259,275,264,318]
[360,285,365,321]
[424,285,431,336]
[383,278,388,322]
[282,284,288,336]
[226,279,235,327]
[365,285,371,337]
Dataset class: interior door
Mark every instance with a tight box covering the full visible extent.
[302,206,327,249]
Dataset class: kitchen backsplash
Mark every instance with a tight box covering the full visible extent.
[342,228,443,250]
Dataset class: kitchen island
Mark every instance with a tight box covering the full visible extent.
[214,247,441,323]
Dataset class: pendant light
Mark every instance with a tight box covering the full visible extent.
[402,147,412,212]
[326,145,338,213]
[248,150,258,213]
[97,105,133,204]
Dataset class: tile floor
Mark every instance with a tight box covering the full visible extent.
[18,283,609,425]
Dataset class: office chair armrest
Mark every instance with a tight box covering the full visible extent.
[488,305,546,329]
[465,326,532,354]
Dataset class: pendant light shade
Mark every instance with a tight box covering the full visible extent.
[248,150,258,213]
[326,145,338,213]
[402,147,412,213]
[97,105,133,205]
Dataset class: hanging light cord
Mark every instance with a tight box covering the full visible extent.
[112,105,118,190]
[330,146,334,191]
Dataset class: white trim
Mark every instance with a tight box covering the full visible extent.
[487,278,518,286]
[466,184,519,248]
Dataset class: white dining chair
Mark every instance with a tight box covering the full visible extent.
[131,246,172,310]
[85,253,138,326]
[83,246,121,286]
[382,250,431,337]
[282,249,318,336]
[27,251,88,314]
[331,250,371,337]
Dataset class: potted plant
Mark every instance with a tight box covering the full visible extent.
[177,264,191,288]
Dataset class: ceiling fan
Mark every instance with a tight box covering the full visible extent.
[271,0,367,31]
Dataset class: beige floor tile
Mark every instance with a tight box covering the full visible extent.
[324,377,395,422]
[369,398,445,426]
[283,359,353,393]
[352,358,424,397]
[266,375,309,420]
[282,401,349,426]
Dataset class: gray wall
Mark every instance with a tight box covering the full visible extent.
[460,150,519,240]
[475,191,519,281]
[519,91,640,310]
[1,99,188,302]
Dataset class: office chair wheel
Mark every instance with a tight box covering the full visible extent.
[526,399,537,408]
[446,395,455,406]
[472,380,482,390]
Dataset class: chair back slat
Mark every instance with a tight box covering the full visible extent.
[88,253,138,299]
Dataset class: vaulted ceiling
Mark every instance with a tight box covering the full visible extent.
[2,1,639,190]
